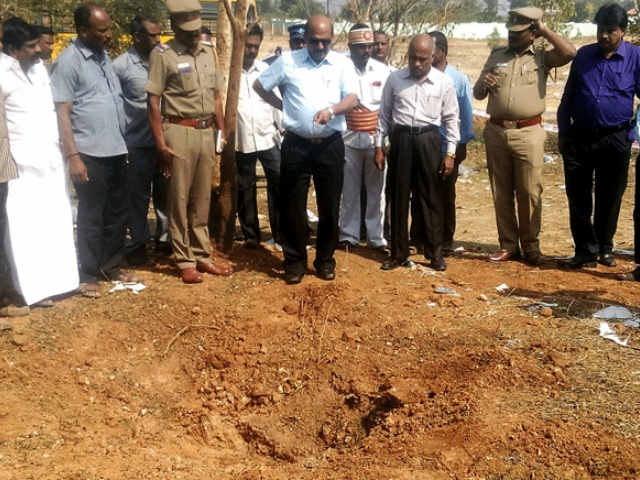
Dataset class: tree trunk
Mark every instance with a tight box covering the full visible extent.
[209,0,249,252]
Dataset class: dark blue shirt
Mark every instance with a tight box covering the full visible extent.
[557,40,640,137]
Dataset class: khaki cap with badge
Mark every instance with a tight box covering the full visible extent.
[166,0,203,31]
[506,7,544,32]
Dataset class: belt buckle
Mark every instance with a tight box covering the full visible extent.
[198,118,208,129]
[310,138,322,144]
[504,120,517,129]
[410,126,422,134]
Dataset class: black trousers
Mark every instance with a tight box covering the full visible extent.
[236,146,281,243]
[0,182,11,298]
[74,154,128,283]
[280,131,344,276]
[126,147,169,254]
[563,127,631,257]
[388,127,443,263]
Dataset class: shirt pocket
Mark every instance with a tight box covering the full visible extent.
[614,71,635,93]
[180,72,197,92]
[491,65,509,88]
[521,63,542,86]
[205,72,218,89]
[419,91,441,114]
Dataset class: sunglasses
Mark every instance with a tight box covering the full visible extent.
[307,38,332,47]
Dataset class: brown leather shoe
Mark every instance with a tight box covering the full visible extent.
[181,267,204,284]
[524,250,546,266]
[488,250,520,262]
[197,262,232,276]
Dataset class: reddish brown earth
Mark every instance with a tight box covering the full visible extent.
[2,37,640,480]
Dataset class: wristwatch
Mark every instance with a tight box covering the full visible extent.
[327,107,336,120]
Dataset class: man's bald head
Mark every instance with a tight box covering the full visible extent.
[305,15,333,63]
[408,33,435,80]
[305,15,333,37]
[409,34,435,55]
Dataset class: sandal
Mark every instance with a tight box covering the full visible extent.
[619,267,640,282]
[79,283,101,298]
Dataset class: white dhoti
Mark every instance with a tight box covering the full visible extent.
[1,56,79,305]
[6,163,78,305]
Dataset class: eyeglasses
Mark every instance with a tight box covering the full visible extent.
[307,38,332,47]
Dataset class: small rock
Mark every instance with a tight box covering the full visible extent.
[11,334,29,347]
[549,351,573,368]
[0,319,15,331]
[554,370,566,382]
[478,294,488,302]
[191,306,202,315]
[539,307,553,317]
[205,352,230,370]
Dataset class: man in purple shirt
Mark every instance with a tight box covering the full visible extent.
[557,3,640,269]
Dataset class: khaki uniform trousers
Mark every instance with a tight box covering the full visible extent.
[164,123,215,270]
[484,121,546,254]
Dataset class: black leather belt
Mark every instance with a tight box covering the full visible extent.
[287,130,341,144]
[394,124,438,134]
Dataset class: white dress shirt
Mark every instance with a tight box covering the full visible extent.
[376,66,460,154]
[343,56,392,149]
[237,59,280,153]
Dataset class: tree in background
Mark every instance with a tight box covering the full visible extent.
[1,0,165,55]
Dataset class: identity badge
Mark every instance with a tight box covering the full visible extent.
[178,63,193,74]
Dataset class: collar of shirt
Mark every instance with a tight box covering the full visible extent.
[399,65,437,85]
[127,46,148,68]
[75,38,107,62]
[591,39,630,60]
[0,52,43,83]
[171,40,207,56]
[301,48,341,68]
[243,59,266,75]
[505,43,536,57]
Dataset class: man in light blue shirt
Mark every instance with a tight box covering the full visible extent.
[426,31,475,256]
[254,15,358,284]
[114,14,169,266]
[51,3,139,297]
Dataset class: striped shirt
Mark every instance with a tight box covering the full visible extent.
[0,85,18,183]
[50,39,127,157]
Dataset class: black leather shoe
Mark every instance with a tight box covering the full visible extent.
[381,259,412,271]
[560,254,598,269]
[599,252,617,267]
[317,270,336,281]
[430,257,447,271]
[284,272,304,285]
[524,250,546,266]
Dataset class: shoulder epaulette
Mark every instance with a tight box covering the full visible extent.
[156,44,169,53]
[201,40,213,47]
[491,45,508,53]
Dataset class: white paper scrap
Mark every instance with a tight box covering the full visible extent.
[495,283,510,293]
[109,281,147,295]
[594,306,635,320]
[599,322,630,347]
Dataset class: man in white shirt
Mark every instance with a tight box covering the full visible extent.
[338,23,391,252]
[375,34,459,272]
[0,17,79,306]
[236,24,281,249]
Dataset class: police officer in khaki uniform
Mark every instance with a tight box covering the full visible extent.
[147,0,231,283]
[474,7,575,266]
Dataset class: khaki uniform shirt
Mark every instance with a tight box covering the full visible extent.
[0,87,18,183]
[481,44,550,121]
[146,39,223,118]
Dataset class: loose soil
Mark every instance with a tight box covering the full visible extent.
[2,36,640,480]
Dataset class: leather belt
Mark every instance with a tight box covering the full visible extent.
[490,115,542,129]
[287,130,341,145]
[394,124,438,134]
[167,116,214,129]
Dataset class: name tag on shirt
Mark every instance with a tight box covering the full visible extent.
[178,63,192,74]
